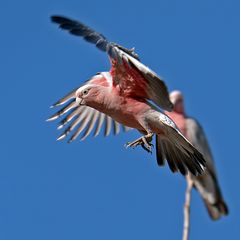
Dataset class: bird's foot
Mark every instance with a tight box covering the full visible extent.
[125,133,154,153]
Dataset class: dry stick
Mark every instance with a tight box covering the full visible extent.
[182,175,194,240]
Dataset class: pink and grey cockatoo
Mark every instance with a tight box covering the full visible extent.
[165,90,228,219]
[47,16,206,176]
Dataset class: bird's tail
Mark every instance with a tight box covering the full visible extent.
[192,173,229,220]
[202,197,228,220]
[155,133,205,176]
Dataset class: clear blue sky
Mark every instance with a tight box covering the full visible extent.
[1,0,239,239]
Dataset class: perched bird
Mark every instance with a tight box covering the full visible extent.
[165,90,228,220]
[47,15,206,176]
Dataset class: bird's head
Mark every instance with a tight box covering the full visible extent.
[75,84,101,106]
[170,90,185,114]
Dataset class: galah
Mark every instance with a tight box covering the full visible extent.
[165,90,228,219]
[47,15,206,176]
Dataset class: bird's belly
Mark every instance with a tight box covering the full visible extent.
[107,109,144,130]
[90,96,151,131]
[104,99,149,130]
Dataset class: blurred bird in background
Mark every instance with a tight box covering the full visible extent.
[166,90,228,220]
[47,16,206,176]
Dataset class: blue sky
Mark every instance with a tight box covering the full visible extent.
[1,0,239,239]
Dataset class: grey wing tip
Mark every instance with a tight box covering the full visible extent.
[155,135,166,166]
[57,124,64,130]
[56,135,65,141]
[195,150,207,171]
[188,153,205,176]
[46,116,58,122]
[51,15,59,22]
[46,117,52,122]
[156,136,206,176]
[50,102,61,108]
[51,15,69,24]
[50,15,110,54]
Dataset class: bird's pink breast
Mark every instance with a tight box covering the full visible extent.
[89,90,150,131]
[110,97,151,130]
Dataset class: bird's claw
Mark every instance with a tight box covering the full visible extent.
[140,142,153,153]
[125,134,153,153]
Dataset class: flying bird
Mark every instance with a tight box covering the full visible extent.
[165,90,228,220]
[47,15,206,176]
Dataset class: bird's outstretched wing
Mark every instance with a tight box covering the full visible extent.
[50,15,173,111]
[150,112,206,176]
[47,88,131,142]
[186,117,228,219]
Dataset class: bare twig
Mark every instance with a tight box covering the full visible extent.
[182,175,194,240]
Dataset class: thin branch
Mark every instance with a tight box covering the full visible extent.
[182,175,194,240]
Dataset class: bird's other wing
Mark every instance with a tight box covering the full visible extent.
[50,15,173,111]
[47,87,131,142]
[50,15,139,59]
[186,117,228,220]
[154,113,206,176]
[186,118,216,172]
[110,49,173,111]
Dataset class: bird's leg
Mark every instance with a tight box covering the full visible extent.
[125,133,154,153]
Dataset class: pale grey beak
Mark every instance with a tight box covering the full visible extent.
[76,97,85,106]
[76,97,82,105]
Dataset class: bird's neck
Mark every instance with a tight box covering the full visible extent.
[85,87,114,114]
[173,102,185,114]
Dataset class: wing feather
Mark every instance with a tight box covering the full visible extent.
[48,88,130,142]
[121,51,173,111]
[51,15,173,111]
[50,87,78,108]
[80,111,100,140]
[104,116,112,136]
[94,113,105,137]
[56,107,89,140]
[47,99,77,121]
[154,112,206,176]
[113,121,121,135]
[57,107,83,129]
[68,110,95,142]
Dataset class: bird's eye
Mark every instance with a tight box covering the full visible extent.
[83,89,89,95]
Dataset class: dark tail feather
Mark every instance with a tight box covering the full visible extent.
[156,135,165,166]
[203,198,228,220]
[155,135,204,176]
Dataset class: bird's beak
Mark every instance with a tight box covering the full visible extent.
[76,97,85,106]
